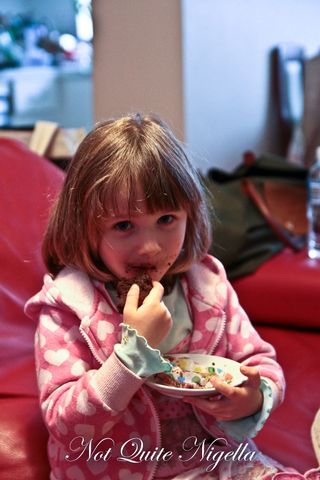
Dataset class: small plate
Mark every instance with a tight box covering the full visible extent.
[146,354,247,398]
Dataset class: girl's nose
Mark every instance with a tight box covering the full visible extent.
[137,235,161,257]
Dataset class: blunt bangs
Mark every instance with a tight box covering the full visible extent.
[102,166,199,218]
[99,142,202,219]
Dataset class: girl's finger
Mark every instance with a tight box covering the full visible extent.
[123,284,140,314]
[183,396,225,416]
[209,378,235,397]
[142,281,164,304]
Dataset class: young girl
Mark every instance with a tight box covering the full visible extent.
[25,113,292,480]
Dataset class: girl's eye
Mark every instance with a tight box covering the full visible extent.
[114,221,133,232]
[158,214,175,225]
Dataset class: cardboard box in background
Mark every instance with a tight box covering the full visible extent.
[0,122,86,165]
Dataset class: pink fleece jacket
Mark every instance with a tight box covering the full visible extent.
[25,255,285,480]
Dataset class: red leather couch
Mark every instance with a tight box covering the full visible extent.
[0,139,63,480]
[0,138,319,479]
[232,249,320,473]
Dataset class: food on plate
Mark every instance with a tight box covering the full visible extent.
[116,273,153,313]
[154,355,234,389]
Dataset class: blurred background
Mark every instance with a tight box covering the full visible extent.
[1,0,320,170]
[0,0,93,131]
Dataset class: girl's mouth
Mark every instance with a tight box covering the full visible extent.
[126,264,157,275]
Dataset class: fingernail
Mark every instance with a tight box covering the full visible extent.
[128,284,139,293]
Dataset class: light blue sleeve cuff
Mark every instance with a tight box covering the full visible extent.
[114,323,172,378]
[217,377,274,442]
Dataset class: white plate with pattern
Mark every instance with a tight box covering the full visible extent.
[146,354,247,398]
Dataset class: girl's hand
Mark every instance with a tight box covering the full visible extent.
[183,365,263,421]
[123,282,172,349]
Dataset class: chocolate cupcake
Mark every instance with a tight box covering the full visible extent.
[116,273,153,313]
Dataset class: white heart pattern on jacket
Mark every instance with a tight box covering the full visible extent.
[41,313,61,332]
[44,348,70,366]
[38,368,53,388]
[71,359,89,376]
[97,320,115,341]
[76,389,96,416]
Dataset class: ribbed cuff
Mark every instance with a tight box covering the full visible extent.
[91,351,145,411]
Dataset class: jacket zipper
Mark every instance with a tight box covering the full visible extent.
[140,387,163,480]
[208,311,227,354]
[79,325,105,366]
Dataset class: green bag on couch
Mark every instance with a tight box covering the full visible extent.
[203,152,308,279]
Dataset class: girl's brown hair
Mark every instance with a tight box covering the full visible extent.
[43,113,211,281]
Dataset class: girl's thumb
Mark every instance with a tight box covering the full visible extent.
[240,365,261,387]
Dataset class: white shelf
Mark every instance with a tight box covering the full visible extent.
[0,65,93,130]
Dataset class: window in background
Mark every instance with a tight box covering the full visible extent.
[0,0,93,130]
[75,0,93,42]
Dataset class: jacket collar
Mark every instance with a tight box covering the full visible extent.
[39,256,227,360]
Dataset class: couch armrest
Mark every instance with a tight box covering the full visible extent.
[232,247,319,329]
